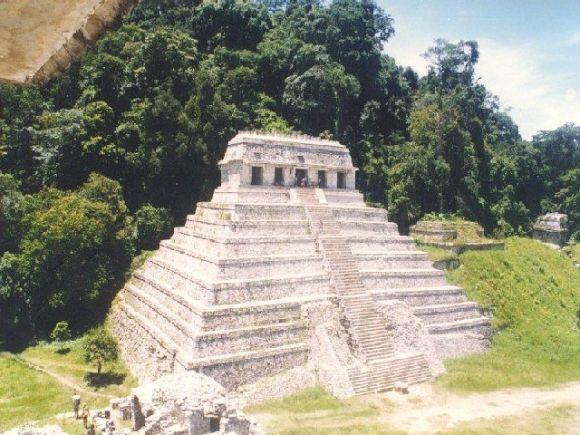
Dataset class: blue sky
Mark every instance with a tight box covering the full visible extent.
[378,0,580,139]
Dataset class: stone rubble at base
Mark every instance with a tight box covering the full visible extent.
[110,373,262,435]
[4,426,66,435]
[533,212,569,249]
[110,131,492,405]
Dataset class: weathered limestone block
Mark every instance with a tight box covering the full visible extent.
[109,303,179,383]
[237,364,318,405]
[310,325,356,398]
[411,219,504,253]
[533,212,569,248]
[377,300,445,376]
[410,221,458,242]
[123,373,261,435]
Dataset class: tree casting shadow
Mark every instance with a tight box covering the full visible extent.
[84,371,126,389]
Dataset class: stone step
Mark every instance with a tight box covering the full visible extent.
[171,228,318,257]
[151,257,331,305]
[137,263,207,311]
[370,286,467,305]
[413,302,482,324]
[201,301,304,331]
[124,283,196,349]
[361,269,446,287]
[117,303,192,370]
[193,321,308,358]
[428,316,491,335]
[341,301,376,309]
[189,342,310,390]
[186,216,310,236]
[211,273,332,305]
[361,345,394,354]
[162,242,324,280]
[346,354,431,394]
[357,335,393,347]
[432,332,490,360]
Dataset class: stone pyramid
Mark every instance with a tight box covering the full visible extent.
[111,132,491,397]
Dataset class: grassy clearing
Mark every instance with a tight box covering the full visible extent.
[0,333,136,431]
[246,388,402,434]
[443,404,579,434]
[416,243,459,262]
[563,243,579,265]
[440,237,580,391]
[20,336,137,398]
[0,354,70,431]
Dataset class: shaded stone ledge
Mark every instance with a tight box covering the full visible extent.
[151,256,330,292]
[174,227,316,244]
[189,342,310,369]
[162,239,321,264]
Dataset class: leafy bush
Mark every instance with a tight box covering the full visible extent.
[50,321,72,345]
[135,204,173,250]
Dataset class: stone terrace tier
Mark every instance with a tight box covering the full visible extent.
[111,132,491,395]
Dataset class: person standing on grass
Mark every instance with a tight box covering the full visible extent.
[72,390,81,419]
[81,404,90,428]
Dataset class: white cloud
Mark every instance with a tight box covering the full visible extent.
[476,39,580,139]
[569,31,580,45]
[565,88,577,102]
[383,36,430,75]
[383,26,580,140]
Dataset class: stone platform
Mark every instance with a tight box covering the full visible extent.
[111,132,491,398]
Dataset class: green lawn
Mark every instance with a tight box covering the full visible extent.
[443,404,579,435]
[0,354,71,431]
[439,237,580,391]
[563,243,579,265]
[416,243,459,262]
[245,387,403,434]
[0,333,136,431]
[20,336,137,398]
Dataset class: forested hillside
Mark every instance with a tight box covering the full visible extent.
[0,0,578,344]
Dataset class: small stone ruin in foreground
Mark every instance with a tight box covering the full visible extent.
[533,212,569,249]
[110,132,492,402]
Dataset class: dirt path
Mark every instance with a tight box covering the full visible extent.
[367,382,580,433]
[5,353,115,399]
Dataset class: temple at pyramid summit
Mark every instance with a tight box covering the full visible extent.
[111,131,491,397]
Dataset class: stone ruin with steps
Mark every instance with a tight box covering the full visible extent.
[110,131,492,400]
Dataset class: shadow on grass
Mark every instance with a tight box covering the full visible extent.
[55,347,71,355]
[84,371,126,389]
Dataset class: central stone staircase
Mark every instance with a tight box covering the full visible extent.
[297,188,431,393]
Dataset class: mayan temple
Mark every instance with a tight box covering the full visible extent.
[111,132,491,397]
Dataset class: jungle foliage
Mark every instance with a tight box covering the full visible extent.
[0,0,578,343]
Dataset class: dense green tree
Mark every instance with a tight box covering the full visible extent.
[283,61,360,135]
[554,168,579,240]
[0,173,24,253]
[0,175,134,340]
[83,326,119,374]
[532,124,579,200]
